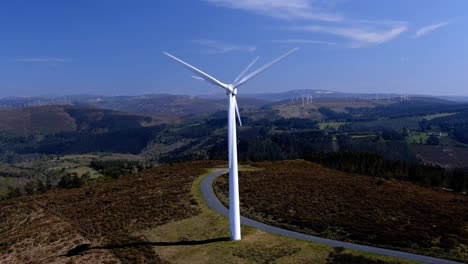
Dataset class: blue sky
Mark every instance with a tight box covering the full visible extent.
[1,0,467,97]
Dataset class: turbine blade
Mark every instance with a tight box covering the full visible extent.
[163,52,230,91]
[234,48,299,88]
[234,96,242,127]
[233,56,259,84]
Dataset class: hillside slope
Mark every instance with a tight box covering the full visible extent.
[266,99,394,120]
[0,106,76,136]
[0,161,418,264]
[0,106,175,155]
[214,160,468,263]
[0,161,218,263]
[0,106,172,136]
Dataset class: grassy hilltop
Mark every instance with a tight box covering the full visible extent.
[0,161,422,264]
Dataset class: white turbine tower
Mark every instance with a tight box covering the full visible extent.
[164,48,298,241]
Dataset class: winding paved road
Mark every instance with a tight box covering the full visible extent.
[201,170,463,264]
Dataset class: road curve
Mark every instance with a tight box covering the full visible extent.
[200,170,463,264]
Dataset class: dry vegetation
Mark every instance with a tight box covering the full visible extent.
[410,144,468,169]
[0,161,222,263]
[214,160,468,262]
[137,166,415,264]
[0,161,418,264]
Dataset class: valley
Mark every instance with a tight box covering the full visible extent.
[1,91,467,263]
[3,1,468,263]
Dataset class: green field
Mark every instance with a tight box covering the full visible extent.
[350,134,376,139]
[45,160,104,179]
[319,122,346,130]
[66,166,103,179]
[408,132,429,144]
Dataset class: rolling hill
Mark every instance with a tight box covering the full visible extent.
[0,106,77,136]
[0,106,173,155]
[0,161,216,263]
[0,161,420,264]
[76,94,268,119]
[0,106,173,137]
[214,160,468,263]
[265,98,395,120]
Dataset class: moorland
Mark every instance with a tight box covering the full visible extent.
[0,90,467,263]
[214,161,468,262]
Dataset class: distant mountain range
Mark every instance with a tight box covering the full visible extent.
[198,89,468,103]
[1,90,467,117]
[0,94,267,119]
[241,90,468,103]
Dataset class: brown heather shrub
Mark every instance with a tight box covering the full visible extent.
[215,160,468,262]
[0,160,224,264]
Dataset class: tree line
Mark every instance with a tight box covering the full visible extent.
[304,151,468,193]
[1,159,149,200]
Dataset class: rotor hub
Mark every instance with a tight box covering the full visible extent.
[226,85,237,95]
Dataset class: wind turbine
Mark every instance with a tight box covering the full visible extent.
[164,48,298,241]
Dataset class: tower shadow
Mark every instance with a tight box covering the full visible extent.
[64,237,231,256]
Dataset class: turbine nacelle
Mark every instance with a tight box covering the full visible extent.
[230,86,237,95]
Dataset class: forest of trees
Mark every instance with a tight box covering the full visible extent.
[304,152,468,192]
[160,129,333,163]
[336,134,417,163]
[318,107,352,121]
[273,118,319,130]
[454,126,468,144]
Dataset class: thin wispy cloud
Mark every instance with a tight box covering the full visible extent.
[269,39,336,45]
[413,21,449,39]
[191,39,256,54]
[204,0,343,22]
[292,24,408,47]
[205,0,407,48]
[16,57,68,63]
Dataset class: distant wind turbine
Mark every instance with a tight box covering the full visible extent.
[164,48,298,241]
